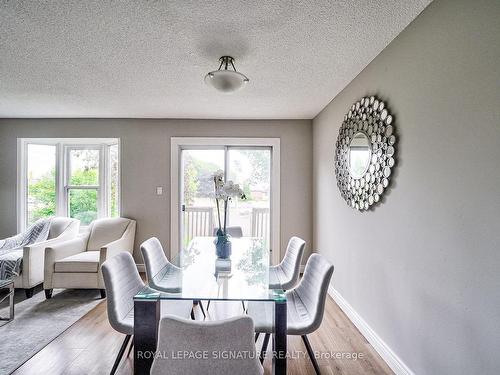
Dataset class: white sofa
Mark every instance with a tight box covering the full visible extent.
[44,217,136,299]
[12,217,80,298]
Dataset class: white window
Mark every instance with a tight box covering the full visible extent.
[17,138,120,230]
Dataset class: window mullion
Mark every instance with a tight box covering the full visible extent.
[224,146,230,225]
[56,143,65,217]
[99,145,106,218]
[21,140,28,230]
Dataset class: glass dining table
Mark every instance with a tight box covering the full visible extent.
[133,237,287,374]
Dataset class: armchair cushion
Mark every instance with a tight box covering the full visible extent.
[54,251,100,273]
[44,235,88,288]
[46,236,88,261]
[87,218,131,251]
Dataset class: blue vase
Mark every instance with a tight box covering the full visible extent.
[215,234,232,259]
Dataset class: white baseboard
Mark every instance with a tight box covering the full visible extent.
[328,285,414,375]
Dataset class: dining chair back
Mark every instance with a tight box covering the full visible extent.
[140,237,169,280]
[102,252,144,374]
[292,253,334,333]
[140,237,202,317]
[151,315,263,375]
[250,253,334,374]
[102,252,144,335]
[269,236,306,290]
[213,226,243,238]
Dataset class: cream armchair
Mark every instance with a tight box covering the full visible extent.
[44,217,136,299]
[12,217,80,298]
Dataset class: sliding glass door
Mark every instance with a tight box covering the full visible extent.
[177,142,276,261]
[180,147,271,248]
[226,148,271,248]
[181,149,225,248]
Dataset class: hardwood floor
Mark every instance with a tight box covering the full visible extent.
[13,293,393,375]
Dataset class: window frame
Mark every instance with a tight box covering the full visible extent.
[64,144,105,220]
[17,138,120,231]
[170,137,281,265]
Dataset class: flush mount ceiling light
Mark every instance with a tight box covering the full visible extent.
[205,56,249,93]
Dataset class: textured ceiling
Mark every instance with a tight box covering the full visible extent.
[0,1,431,119]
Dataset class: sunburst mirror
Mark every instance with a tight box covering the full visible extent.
[334,95,397,211]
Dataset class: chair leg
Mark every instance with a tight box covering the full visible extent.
[198,300,206,319]
[260,333,270,364]
[126,338,134,358]
[206,300,211,310]
[100,289,106,299]
[242,300,246,312]
[25,287,35,299]
[45,289,53,299]
[190,308,195,320]
[254,332,260,342]
[110,334,131,375]
[302,335,321,375]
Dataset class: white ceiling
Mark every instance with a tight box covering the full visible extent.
[0,1,431,119]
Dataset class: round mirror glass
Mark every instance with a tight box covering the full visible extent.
[348,132,371,179]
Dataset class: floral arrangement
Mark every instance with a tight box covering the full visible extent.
[212,169,246,237]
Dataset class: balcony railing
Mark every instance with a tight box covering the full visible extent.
[183,206,270,249]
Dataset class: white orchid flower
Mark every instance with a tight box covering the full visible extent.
[211,171,247,236]
[211,172,246,202]
[213,169,224,178]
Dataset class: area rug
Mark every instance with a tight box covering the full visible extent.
[0,287,103,375]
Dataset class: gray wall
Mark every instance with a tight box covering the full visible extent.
[312,0,500,374]
[0,119,312,262]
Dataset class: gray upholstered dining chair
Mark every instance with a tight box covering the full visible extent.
[269,236,306,290]
[212,226,243,238]
[248,253,334,375]
[140,237,181,289]
[140,237,205,319]
[150,315,264,375]
[207,234,304,314]
[101,252,193,375]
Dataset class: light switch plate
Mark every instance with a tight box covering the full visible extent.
[156,186,163,195]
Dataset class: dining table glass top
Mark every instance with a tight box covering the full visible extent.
[135,237,286,302]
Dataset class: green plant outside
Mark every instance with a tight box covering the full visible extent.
[28,168,118,225]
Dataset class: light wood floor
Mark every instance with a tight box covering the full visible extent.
[13,292,393,375]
